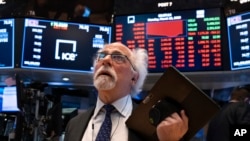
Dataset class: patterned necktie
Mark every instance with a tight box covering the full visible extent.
[96,104,115,141]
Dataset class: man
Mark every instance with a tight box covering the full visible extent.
[206,86,250,141]
[64,42,188,141]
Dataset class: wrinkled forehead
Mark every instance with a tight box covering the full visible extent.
[101,42,132,57]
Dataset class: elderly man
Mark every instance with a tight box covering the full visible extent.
[64,42,188,141]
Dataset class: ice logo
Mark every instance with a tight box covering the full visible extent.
[55,39,78,61]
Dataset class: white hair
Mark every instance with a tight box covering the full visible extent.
[130,48,148,96]
[92,42,148,96]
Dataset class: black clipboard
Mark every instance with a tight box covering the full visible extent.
[126,66,220,140]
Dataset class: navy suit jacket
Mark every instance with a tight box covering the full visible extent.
[64,106,144,141]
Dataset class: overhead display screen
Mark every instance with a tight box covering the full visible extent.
[21,18,112,72]
[114,8,223,72]
[0,18,14,69]
[227,11,250,70]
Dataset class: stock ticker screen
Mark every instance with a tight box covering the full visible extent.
[114,8,224,72]
[0,18,14,69]
[227,11,250,70]
[21,18,112,72]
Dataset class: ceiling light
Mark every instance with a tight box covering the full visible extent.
[62,77,70,81]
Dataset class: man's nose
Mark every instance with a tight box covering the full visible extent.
[101,55,112,66]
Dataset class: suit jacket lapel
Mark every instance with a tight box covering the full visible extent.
[78,107,95,140]
[66,101,143,141]
[64,107,95,141]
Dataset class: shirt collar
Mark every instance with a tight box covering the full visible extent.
[93,94,133,119]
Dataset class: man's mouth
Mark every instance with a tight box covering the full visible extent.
[97,71,112,77]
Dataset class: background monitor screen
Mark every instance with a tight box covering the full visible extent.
[0,18,14,69]
[21,18,112,72]
[0,86,19,112]
[227,11,250,70]
[114,8,224,72]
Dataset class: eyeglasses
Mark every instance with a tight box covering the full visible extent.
[96,52,136,71]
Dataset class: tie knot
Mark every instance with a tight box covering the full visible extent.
[104,104,115,115]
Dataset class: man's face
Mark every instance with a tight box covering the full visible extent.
[93,43,135,93]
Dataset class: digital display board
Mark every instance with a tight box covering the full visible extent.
[21,18,112,72]
[227,11,250,70]
[114,8,224,72]
[0,18,14,69]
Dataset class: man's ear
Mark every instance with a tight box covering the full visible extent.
[132,71,139,84]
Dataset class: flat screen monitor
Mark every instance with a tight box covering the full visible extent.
[114,8,224,72]
[21,18,112,72]
[0,18,15,69]
[0,86,19,113]
[226,11,250,70]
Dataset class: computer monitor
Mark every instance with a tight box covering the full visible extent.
[226,11,250,70]
[21,18,112,72]
[0,86,19,113]
[0,18,15,69]
[114,8,225,72]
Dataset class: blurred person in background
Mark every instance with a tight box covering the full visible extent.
[45,94,63,141]
[34,0,49,18]
[206,85,250,141]
[71,2,90,23]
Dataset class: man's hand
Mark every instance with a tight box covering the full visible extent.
[156,110,188,141]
